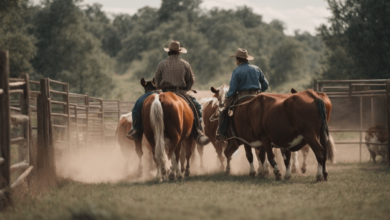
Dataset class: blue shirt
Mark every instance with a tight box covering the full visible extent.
[226,63,269,97]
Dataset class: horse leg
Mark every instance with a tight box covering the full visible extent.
[180,143,186,173]
[197,143,205,170]
[283,150,292,180]
[244,144,256,177]
[169,146,182,181]
[303,134,326,181]
[224,140,239,174]
[262,138,281,181]
[214,141,225,171]
[184,138,196,177]
[291,151,299,174]
[135,139,144,177]
[301,145,309,173]
[257,147,269,177]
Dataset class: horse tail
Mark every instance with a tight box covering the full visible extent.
[317,98,335,164]
[150,94,167,168]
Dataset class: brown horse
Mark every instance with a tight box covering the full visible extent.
[115,78,156,177]
[198,84,271,176]
[221,89,335,181]
[141,92,195,181]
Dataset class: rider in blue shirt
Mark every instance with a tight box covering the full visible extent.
[216,48,269,141]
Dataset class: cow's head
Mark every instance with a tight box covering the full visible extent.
[140,78,157,93]
[211,83,229,108]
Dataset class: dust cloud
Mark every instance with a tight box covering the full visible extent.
[55,91,374,183]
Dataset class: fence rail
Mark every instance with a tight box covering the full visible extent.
[0,50,134,210]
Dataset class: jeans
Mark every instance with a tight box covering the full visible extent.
[218,110,228,136]
[132,91,156,133]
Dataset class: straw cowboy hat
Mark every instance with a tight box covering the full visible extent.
[164,40,187,53]
[229,48,254,60]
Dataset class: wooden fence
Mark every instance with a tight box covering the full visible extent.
[0,50,134,209]
[314,79,390,164]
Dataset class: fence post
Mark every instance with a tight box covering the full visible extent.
[37,79,56,186]
[387,80,390,166]
[313,79,317,91]
[20,74,31,165]
[0,50,12,209]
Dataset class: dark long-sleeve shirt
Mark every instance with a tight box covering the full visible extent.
[226,63,269,98]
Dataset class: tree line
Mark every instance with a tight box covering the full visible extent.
[1,0,389,98]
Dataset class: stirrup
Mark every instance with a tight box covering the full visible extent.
[196,134,210,145]
[216,134,227,142]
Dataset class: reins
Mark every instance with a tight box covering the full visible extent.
[228,95,257,110]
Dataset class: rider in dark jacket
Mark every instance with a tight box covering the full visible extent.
[216,48,269,142]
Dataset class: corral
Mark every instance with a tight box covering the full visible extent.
[1,50,390,220]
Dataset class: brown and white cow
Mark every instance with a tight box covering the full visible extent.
[219,89,336,181]
[365,124,388,163]
[115,78,156,177]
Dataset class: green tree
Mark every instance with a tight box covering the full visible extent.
[0,0,38,78]
[319,0,390,79]
[84,4,122,57]
[269,38,305,84]
[32,0,113,96]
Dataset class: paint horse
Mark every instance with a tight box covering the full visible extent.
[365,124,388,163]
[221,89,336,181]
[141,90,196,181]
[115,78,156,177]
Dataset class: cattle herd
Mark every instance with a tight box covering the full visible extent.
[115,80,388,182]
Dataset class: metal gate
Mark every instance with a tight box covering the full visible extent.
[314,79,390,163]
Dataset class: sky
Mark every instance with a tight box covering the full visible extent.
[32,0,332,35]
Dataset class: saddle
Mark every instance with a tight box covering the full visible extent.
[227,90,259,117]
[224,91,259,144]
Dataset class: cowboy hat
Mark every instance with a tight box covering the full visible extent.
[164,40,187,53]
[229,48,254,60]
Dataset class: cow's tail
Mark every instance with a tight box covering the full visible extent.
[150,94,167,170]
[317,98,335,165]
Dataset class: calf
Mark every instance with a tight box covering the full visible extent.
[365,124,388,163]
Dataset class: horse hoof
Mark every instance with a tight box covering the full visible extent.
[284,175,291,180]
[169,172,176,181]
[301,167,306,174]
[275,171,282,181]
[249,172,256,177]
[137,170,143,178]
[316,175,325,182]
[324,172,328,181]
[185,170,190,177]
[291,167,297,174]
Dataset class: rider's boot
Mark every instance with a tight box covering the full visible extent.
[196,126,210,145]
[126,129,140,141]
[215,133,227,142]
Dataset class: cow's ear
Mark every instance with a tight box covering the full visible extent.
[140,78,146,87]
[291,88,298,94]
[211,87,219,94]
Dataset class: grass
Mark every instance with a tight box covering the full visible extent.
[2,163,390,220]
